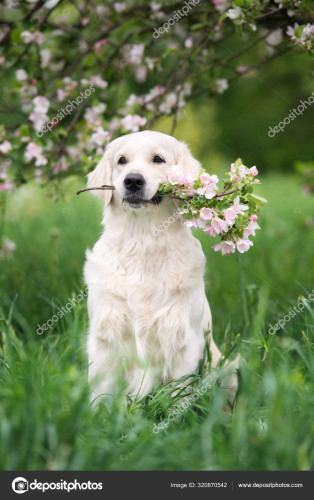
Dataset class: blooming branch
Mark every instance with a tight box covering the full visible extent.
[156,159,267,255]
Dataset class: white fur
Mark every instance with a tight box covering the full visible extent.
[84,131,225,402]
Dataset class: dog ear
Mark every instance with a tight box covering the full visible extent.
[175,140,201,178]
[87,146,113,207]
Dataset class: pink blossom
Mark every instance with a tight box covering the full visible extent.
[184,219,198,229]
[33,96,50,114]
[233,195,249,214]
[214,78,228,94]
[166,165,184,185]
[40,48,51,68]
[213,0,231,14]
[57,89,70,102]
[24,142,47,166]
[180,173,196,187]
[159,93,177,114]
[236,65,248,73]
[90,75,108,89]
[21,31,35,43]
[151,2,162,12]
[249,214,258,222]
[90,126,110,147]
[203,225,219,237]
[236,239,253,253]
[223,207,237,224]
[209,174,219,184]
[204,184,218,199]
[144,85,165,106]
[243,220,260,238]
[29,112,49,131]
[121,114,146,132]
[200,173,219,186]
[212,240,235,255]
[0,159,11,179]
[197,184,217,198]
[230,163,247,182]
[199,207,213,221]
[0,140,12,154]
[84,103,106,124]
[0,179,15,192]
[63,77,78,90]
[166,165,195,187]
[185,39,193,48]
[211,217,229,234]
[199,173,211,186]
[124,44,145,65]
[109,117,120,132]
[126,94,143,108]
[52,156,69,174]
[286,23,314,47]
[248,166,258,176]
[94,39,107,54]
[16,69,27,81]
[135,66,148,83]
[21,31,44,44]
[0,237,16,259]
[114,2,127,12]
[196,219,206,229]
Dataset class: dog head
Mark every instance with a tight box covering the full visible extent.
[87,130,201,211]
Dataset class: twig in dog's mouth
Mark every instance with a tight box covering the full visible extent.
[76,185,241,201]
[76,185,162,204]
[76,185,115,195]
[122,196,162,206]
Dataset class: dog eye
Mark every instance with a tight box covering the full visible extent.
[118,156,127,165]
[153,155,165,163]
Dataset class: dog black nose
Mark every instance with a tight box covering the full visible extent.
[124,173,145,192]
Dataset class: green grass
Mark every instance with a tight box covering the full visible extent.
[0,174,314,470]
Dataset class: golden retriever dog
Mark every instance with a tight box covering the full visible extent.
[84,130,238,403]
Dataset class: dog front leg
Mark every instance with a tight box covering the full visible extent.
[88,333,121,405]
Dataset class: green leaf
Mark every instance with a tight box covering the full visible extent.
[191,23,210,32]
[20,124,30,136]
[295,24,305,38]
[162,48,179,59]
[234,158,243,168]
[10,29,22,43]
[84,54,97,67]
[249,193,268,205]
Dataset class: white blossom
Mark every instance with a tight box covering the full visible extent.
[121,114,146,132]
[213,78,228,94]
[16,69,27,81]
